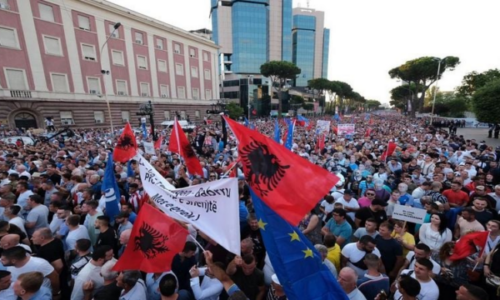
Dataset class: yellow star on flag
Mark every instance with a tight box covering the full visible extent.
[303,248,314,258]
[258,219,267,230]
[289,231,300,242]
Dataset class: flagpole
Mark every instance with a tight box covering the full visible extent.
[222,159,241,177]
[174,117,181,154]
[190,235,206,252]
[473,231,491,271]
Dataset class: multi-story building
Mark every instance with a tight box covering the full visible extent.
[210,0,329,115]
[0,0,220,129]
[292,7,330,86]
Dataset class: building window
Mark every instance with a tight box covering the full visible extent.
[174,43,181,54]
[5,69,27,90]
[140,82,150,97]
[134,32,144,45]
[204,69,211,80]
[192,88,199,99]
[195,110,200,118]
[175,63,184,76]
[137,55,147,70]
[43,36,62,56]
[189,48,196,58]
[205,89,212,100]
[156,39,163,50]
[0,26,19,49]
[177,86,185,99]
[78,15,90,31]
[164,111,170,120]
[116,80,127,95]
[81,44,96,61]
[38,3,55,22]
[87,77,100,94]
[191,67,198,78]
[158,60,167,72]
[121,111,130,123]
[51,73,68,93]
[94,111,104,123]
[60,111,74,125]
[203,52,209,62]
[109,23,119,38]
[160,85,169,98]
[112,50,124,66]
[180,111,186,120]
[0,0,10,10]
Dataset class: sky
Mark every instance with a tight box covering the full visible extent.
[108,0,500,104]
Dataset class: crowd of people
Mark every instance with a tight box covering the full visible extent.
[0,112,499,300]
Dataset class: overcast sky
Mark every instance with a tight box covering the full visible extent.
[109,0,500,103]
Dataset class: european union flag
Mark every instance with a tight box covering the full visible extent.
[141,122,148,138]
[285,120,294,150]
[274,118,281,143]
[297,115,310,125]
[102,154,121,220]
[244,117,249,127]
[251,190,348,300]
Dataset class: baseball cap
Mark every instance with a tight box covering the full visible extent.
[372,199,388,207]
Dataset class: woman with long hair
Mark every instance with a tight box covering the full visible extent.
[433,242,473,299]
[299,209,322,245]
[418,213,452,252]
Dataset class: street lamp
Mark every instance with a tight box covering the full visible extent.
[99,22,121,135]
[136,100,157,141]
[430,57,445,124]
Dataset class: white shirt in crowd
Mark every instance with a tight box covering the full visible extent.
[394,269,439,300]
[8,216,27,235]
[341,242,381,277]
[72,262,104,300]
[418,223,452,251]
[66,225,91,251]
[335,197,359,221]
[120,279,147,300]
[189,268,223,300]
[8,256,54,289]
[405,251,441,275]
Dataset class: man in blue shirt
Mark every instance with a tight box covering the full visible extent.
[321,208,352,248]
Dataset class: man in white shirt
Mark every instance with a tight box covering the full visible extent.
[0,270,15,300]
[1,246,59,295]
[337,267,366,300]
[488,185,500,211]
[65,215,90,253]
[188,264,223,300]
[4,206,26,236]
[116,270,147,300]
[25,195,49,237]
[394,258,439,300]
[335,190,360,221]
[398,243,441,276]
[341,236,382,277]
[15,182,33,217]
[71,245,115,300]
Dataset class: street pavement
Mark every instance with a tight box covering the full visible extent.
[456,127,500,148]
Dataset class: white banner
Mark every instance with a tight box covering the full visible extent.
[316,120,331,135]
[392,205,427,224]
[143,141,155,154]
[137,155,241,255]
[337,124,355,135]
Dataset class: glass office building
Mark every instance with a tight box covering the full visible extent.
[293,15,316,87]
[232,0,269,74]
[282,0,293,62]
[322,28,330,78]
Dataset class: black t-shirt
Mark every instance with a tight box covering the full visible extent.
[240,228,266,267]
[37,238,65,266]
[50,173,62,185]
[355,207,387,227]
[230,267,264,300]
[375,236,403,274]
[171,254,197,291]
[95,227,118,250]
[93,282,122,300]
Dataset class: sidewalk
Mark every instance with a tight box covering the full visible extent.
[456,127,500,148]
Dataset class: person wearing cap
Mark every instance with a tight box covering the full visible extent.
[95,215,118,253]
[115,211,133,238]
[266,274,287,300]
[335,190,359,221]
[331,181,346,201]
[354,199,388,228]
[0,270,15,299]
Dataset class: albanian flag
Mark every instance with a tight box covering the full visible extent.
[168,118,203,176]
[224,116,339,226]
[113,203,188,273]
[380,141,397,161]
[450,231,489,261]
[154,135,163,149]
[113,123,138,163]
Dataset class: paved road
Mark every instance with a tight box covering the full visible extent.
[455,127,500,148]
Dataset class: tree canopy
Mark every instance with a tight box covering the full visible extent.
[389,56,460,115]
[472,79,500,123]
[226,102,244,120]
[261,61,301,118]
[456,69,500,98]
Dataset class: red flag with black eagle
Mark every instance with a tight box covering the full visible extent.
[224,116,339,225]
[380,141,397,161]
[113,203,188,273]
[113,123,138,163]
[168,118,204,176]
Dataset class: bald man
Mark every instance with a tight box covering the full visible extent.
[338,267,366,300]
[118,229,131,257]
[0,234,31,253]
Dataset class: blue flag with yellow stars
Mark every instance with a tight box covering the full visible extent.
[250,189,349,300]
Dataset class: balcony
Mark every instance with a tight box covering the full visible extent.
[10,90,32,98]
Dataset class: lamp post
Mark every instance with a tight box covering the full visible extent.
[136,100,157,141]
[430,57,444,124]
[99,22,121,135]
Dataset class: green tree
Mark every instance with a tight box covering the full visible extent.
[389,56,460,116]
[390,84,422,111]
[226,102,244,120]
[457,69,500,98]
[472,79,500,123]
[366,100,382,111]
[425,92,468,117]
[261,61,301,118]
[332,81,353,113]
[302,103,314,111]
[424,86,439,107]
